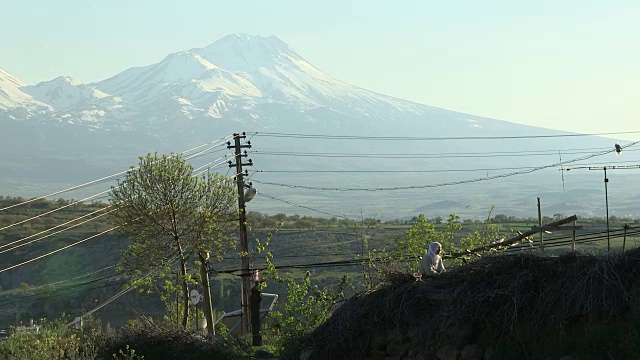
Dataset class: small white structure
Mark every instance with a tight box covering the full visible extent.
[215,293,278,337]
[14,319,40,333]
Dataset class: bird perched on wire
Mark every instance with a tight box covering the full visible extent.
[615,144,622,154]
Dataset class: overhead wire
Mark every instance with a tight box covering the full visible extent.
[249,130,640,141]
[249,147,640,159]
[257,192,353,221]
[253,160,640,174]
[250,141,640,192]
[0,208,115,254]
[72,254,187,323]
[0,278,127,310]
[0,227,118,274]
[219,227,640,275]
[0,206,112,250]
[2,223,635,310]
[0,265,117,298]
[0,189,113,232]
[0,147,235,239]
[0,135,234,213]
[0,149,237,273]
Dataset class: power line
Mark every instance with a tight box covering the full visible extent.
[250,142,639,192]
[249,147,640,159]
[0,135,234,213]
[0,273,123,308]
[0,280,127,310]
[0,154,233,241]
[253,160,640,174]
[0,206,111,250]
[0,153,236,275]
[72,255,186,323]
[0,265,117,298]
[0,227,118,274]
[0,189,112,233]
[0,208,115,254]
[249,130,640,141]
[563,164,640,171]
[257,192,353,221]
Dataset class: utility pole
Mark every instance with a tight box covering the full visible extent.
[604,167,610,255]
[537,197,544,256]
[228,132,252,336]
[562,145,637,256]
[572,219,576,252]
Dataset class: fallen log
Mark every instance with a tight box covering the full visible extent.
[446,215,578,259]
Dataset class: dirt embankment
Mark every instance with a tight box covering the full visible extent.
[303,250,640,360]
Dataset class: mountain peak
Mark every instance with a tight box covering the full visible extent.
[212,33,290,50]
[0,67,26,88]
[0,67,53,111]
[36,75,82,87]
[197,33,305,73]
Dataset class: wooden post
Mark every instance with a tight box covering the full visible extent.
[623,225,628,253]
[447,215,577,259]
[572,220,576,252]
[176,272,179,327]
[228,133,253,336]
[538,197,544,256]
[604,167,610,256]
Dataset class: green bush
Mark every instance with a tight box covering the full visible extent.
[265,271,348,359]
[98,322,246,360]
[0,319,98,360]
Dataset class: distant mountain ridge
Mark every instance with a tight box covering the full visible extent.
[1,34,637,219]
[0,34,447,133]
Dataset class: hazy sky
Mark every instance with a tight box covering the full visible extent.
[2,0,639,138]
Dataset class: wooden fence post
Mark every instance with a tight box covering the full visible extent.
[572,220,576,252]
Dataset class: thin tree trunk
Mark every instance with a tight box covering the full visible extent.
[177,239,190,329]
[199,251,215,336]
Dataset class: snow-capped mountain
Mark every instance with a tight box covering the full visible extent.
[195,34,429,116]
[23,76,121,111]
[1,34,637,219]
[0,34,481,134]
[0,67,51,117]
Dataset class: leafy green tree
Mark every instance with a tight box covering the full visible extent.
[275,272,347,334]
[459,206,503,261]
[391,214,461,272]
[110,153,237,329]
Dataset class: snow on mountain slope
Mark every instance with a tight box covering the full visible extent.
[0,34,574,136]
[0,67,51,114]
[94,50,264,124]
[97,51,261,101]
[90,33,432,130]
[22,76,122,111]
[0,34,555,138]
[195,33,430,117]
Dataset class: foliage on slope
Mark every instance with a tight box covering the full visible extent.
[305,249,640,358]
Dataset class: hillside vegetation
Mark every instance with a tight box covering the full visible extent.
[1,195,640,359]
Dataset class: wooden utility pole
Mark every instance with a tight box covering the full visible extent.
[228,133,252,336]
[199,251,215,336]
[564,161,640,254]
[537,197,544,256]
[572,219,577,252]
[604,167,610,255]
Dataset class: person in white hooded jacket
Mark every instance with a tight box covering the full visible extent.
[420,241,446,276]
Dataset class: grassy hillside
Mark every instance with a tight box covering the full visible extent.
[0,195,638,332]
